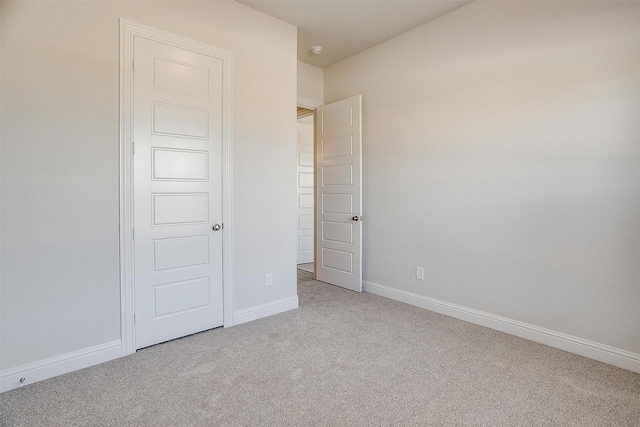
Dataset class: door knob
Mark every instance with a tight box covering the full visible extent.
[212,224,222,231]
[351,216,362,222]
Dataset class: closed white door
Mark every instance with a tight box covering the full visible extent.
[297,121,314,264]
[315,95,363,292]
[133,36,223,348]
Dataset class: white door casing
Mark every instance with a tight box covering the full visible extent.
[297,121,314,264]
[120,20,233,353]
[315,95,363,292]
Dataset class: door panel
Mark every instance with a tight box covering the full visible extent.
[152,57,209,96]
[152,148,208,181]
[153,236,209,271]
[322,248,353,273]
[152,103,209,138]
[134,36,223,349]
[315,95,363,292]
[154,278,210,317]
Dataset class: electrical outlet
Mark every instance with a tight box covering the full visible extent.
[416,267,424,280]
[265,272,273,287]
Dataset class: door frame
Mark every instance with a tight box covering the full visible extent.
[119,19,234,355]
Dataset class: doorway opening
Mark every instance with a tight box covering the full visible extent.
[297,106,315,276]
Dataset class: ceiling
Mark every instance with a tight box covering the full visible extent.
[237,0,474,68]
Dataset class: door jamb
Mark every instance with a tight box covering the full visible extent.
[119,19,234,355]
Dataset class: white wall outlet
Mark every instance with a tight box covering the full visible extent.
[416,267,424,280]
[265,272,273,287]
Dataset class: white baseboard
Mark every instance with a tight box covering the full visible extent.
[0,340,123,393]
[363,280,640,373]
[233,295,299,326]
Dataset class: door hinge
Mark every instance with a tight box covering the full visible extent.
[132,227,135,240]
[132,142,135,155]
[132,57,135,70]
[133,313,136,325]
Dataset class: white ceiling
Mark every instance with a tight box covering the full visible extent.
[237,0,474,68]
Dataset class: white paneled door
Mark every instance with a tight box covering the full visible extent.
[133,36,223,348]
[315,95,363,292]
[297,122,314,264]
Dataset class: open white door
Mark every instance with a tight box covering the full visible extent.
[315,95,363,292]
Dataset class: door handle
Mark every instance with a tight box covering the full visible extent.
[351,216,363,222]
[212,224,222,231]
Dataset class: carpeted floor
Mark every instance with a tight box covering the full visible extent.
[1,270,639,426]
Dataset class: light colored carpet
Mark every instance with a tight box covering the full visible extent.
[297,262,314,274]
[1,270,639,426]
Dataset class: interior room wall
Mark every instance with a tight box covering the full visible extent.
[297,60,323,104]
[1,0,297,373]
[0,2,3,368]
[324,1,640,357]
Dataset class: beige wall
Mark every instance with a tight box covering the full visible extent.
[1,1,297,370]
[297,60,323,104]
[0,3,3,369]
[325,1,640,354]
